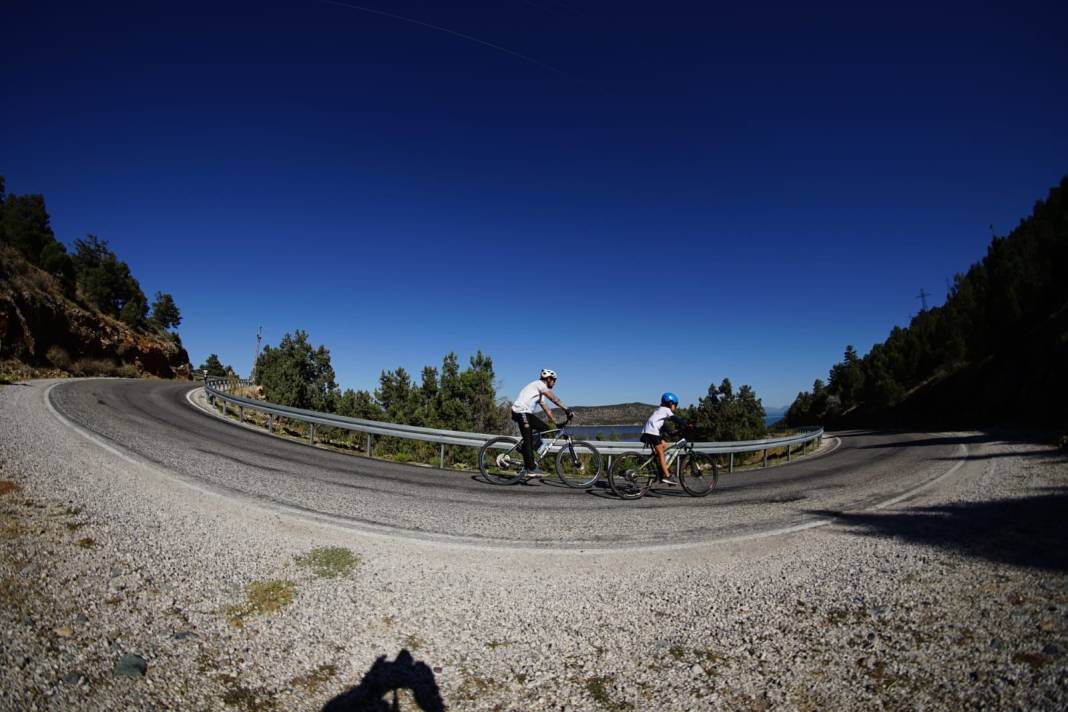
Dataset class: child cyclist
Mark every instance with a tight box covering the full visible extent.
[641,392,689,485]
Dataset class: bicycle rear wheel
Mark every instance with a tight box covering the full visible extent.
[479,437,525,485]
[608,452,655,500]
[555,440,602,488]
[679,451,719,497]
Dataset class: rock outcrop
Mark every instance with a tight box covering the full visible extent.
[0,249,190,378]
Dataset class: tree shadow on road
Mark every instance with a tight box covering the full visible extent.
[810,488,1068,572]
[322,649,445,712]
[856,433,996,449]
[856,431,1064,450]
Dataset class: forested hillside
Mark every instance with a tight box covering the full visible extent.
[787,176,1068,429]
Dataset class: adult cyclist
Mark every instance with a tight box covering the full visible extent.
[641,392,689,485]
[508,368,574,478]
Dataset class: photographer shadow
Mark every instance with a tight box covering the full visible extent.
[322,649,445,712]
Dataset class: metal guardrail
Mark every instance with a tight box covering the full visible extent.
[202,377,824,471]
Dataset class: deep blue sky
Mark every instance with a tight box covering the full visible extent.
[4,1,1066,409]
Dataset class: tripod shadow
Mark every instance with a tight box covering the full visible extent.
[322,650,445,712]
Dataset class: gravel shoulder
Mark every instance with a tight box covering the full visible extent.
[2,379,1066,710]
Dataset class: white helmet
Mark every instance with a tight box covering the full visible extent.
[540,368,557,380]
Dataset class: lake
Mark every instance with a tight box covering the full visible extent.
[567,413,784,439]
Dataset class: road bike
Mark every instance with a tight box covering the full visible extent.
[607,436,719,499]
[478,419,603,488]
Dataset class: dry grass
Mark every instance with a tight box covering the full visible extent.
[294,546,360,579]
[46,346,72,370]
[289,663,338,693]
[224,579,297,627]
[0,481,22,496]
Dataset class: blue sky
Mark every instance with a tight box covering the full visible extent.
[3,1,1066,409]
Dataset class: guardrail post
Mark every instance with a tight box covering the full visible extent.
[439,443,445,469]
[729,452,734,473]
[763,449,768,467]
[267,414,273,433]
[607,455,613,472]
[367,434,373,457]
[309,423,315,445]
[238,406,244,423]
[787,443,792,462]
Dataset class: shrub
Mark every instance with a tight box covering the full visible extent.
[46,345,72,370]
[72,358,119,377]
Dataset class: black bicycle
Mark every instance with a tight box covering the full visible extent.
[478,418,602,488]
[607,436,719,500]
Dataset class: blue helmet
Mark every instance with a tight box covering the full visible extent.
[661,392,679,406]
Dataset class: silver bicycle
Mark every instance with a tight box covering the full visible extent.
[478,418,602,488]
[607,436,719,500]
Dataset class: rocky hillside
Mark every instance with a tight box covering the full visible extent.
[0,245,190,379]
[549,402,656,425]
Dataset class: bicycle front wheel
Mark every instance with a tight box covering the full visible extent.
[679,451,719,497]
[479,437,525,485]
[608,452,655,500]
[555,440,602,488]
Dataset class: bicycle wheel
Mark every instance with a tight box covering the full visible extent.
[555,440,602,489]
[679,451,719,497]
[479,437,525,485]
[608,452,655,500]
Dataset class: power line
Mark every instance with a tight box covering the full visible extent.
[318,0,565,75]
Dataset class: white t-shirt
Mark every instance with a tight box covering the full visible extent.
[642,406,677,436]
[511,379,549,414]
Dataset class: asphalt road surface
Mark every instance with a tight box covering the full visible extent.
[48,378,972,549]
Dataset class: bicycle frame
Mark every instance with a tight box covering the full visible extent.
[638,437,692,475]
[516,418,575,462]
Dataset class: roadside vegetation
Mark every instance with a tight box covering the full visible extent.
[787,176,1067,430]
[244,329,774,466]
[1,177,182,333]
[1,176,187,376]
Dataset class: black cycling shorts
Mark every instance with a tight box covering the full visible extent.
[640,433,662,447]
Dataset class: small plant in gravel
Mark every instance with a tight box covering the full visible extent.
[1012,651,1049,671]
[697,648,726,665]
[224,579,297,627]
[218,673,277,710]
[294,546,360,578]
[585,675,631,711]
[403,633,425,652]
[486,639,510,649]
[76,536,95,548]
[669,644,686,661]
[454,670,497,702]
[382,615,395,627]
[1,520,23,540]
[289,663,338,693]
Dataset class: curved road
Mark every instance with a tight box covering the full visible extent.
[48,379,972,549]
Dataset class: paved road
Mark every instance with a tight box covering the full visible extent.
[48,378,974,548]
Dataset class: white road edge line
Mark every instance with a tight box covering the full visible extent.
[46,381,971,554]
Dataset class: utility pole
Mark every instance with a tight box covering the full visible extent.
[917,289,929,312]
[253,326,262,380]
